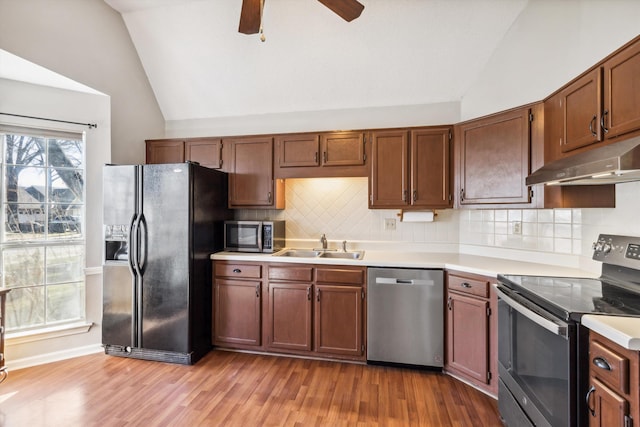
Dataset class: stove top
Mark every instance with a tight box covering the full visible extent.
[498,234,640,321]
[498,274,640,321]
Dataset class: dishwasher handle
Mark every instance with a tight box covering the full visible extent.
[375,277,435,286]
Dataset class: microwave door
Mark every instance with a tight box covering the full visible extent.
[227,222,262,252]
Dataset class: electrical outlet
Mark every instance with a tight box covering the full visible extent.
[513,221,522,235]
[384,218,396,231]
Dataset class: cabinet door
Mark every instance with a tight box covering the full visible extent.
[185,138,223,169]
[145,139,185,164]
[411,128,451,208]
[561,68,602,153]
[588,378,629,427]
[314,285,363,357]
[213,279,261,347]
[276,134,320,167]
[320,132,365,167]
[228,137,278,208]
[446,291,489,384]
[458,108,530,206]
[267,282,312,352]
[369,130,409,207]
[603,39,640,139]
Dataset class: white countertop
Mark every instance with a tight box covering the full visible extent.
[211,249,595,279]
[210,249,640,350]
[582,315,640,351]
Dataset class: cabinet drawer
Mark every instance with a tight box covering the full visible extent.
[590,339,629,394]
[268,265,313,282]
[316,268,364,285]
[216,263,262,279]
[448,274,490,298]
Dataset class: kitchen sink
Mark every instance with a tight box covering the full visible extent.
[319,251,364,260]
[274,249,364,260]
[274,249,322,258]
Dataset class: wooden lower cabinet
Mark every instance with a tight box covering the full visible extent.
[214,261,365,361]
[445,271,497,396]
[267,282,313,352]
[213,262,264,349]
[314,284,363,357]
[213,278,262,347]
[587,331,639,427]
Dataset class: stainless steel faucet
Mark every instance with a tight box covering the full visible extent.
[320,234,327,250]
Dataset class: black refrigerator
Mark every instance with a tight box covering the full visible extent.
[102,162,230,364]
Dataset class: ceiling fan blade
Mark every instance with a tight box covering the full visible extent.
[239,0,262,34]
[317,0,364,22]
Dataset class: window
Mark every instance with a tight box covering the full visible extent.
[0,126,85,332]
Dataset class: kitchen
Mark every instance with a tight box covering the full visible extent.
[1,0,640,425]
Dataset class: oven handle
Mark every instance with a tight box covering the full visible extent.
[494,284,568,338]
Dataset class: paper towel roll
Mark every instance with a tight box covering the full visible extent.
[401,211,435,222]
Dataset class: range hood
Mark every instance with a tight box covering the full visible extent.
[526,137,640,186]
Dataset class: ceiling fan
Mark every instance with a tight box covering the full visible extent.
[239,0,365,35]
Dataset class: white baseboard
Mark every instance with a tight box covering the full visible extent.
[7,344,104,371]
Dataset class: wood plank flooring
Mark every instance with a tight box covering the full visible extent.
[0,350,502,426]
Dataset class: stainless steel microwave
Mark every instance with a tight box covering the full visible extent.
[224,220,285,253]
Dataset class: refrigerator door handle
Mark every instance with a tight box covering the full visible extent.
[133,212,144,278]
[127,214,137,275]
[138,214,148,274]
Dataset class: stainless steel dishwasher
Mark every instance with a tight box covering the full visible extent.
[367,267,444,368]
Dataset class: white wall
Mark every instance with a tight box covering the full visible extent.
[461,0,640,120]
[165,102,461,139]
[0,0,165,164]
[0,78,110,365]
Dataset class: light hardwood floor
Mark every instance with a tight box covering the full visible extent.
[0,350,502,426]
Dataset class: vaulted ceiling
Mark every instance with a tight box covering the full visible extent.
[104,0,528,122]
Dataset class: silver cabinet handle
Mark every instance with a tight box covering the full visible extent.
[461,282,472,288]
[601,109,609,134]
[586,385,596,417]
[589,115,597,137]
[593,357,611,371]
[233,268,241,273]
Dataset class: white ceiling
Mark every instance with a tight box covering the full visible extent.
[104,0,528,122]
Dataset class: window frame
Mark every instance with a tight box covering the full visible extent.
[0,125,87,333]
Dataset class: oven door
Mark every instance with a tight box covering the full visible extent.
[495,284,576,427]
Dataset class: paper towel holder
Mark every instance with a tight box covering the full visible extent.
[396,209,437,222]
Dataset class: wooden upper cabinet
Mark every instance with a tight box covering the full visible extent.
[560,68,602,153]
[277,134,320,168]
[457,107,531,206]
[227,136,284,209]
[320,132,365,167]
[411,128,452,208]
[146,138,223,169]
[603,38,640,140]
[145,139,185,164]
[275,131,368,178]
[369,127,451,209]
[185,138,223,169]
[546,36,640,162]
[369,130,409,207]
